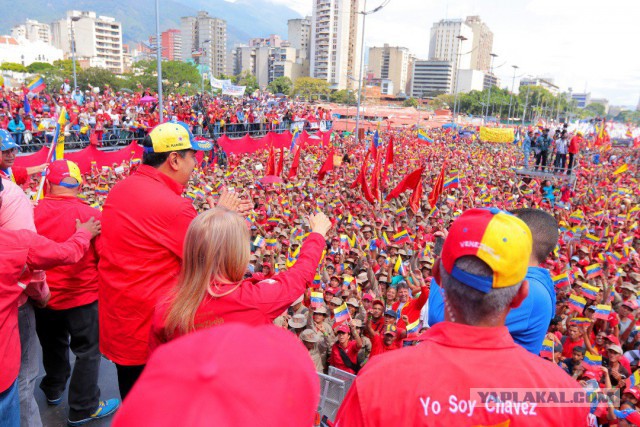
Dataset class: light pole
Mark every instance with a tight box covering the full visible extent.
[521,83,530,125]
[484,53,498,121]
[354,0,389,143]
[507,65,518,125]
[70,16,81,93]
[155,0,164,122]
[451,34,467,124]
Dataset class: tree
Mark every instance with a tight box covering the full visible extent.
[267,76,293,95]
[431,94,454,110]
[26,62,53,73]
[292,77,330,101]
[585,103,606,117]
[330,89,357,105]
[0,62,27,72]
[236,70,259,94]
[77,67,122,91]
[403,97,419,108]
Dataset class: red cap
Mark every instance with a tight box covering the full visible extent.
[606,334,620,346]
[624,387,640,401]
[46,160,83,186]
[112,324,319,427]
[334,323,350,334]
[372,299,385,308]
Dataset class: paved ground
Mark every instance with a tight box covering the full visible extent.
[35,343,119,427]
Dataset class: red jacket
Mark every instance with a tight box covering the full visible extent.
[369,333,401,358]
[98,165,197,365]
[329,340,362,374]
[149,233,326,352]
[0,166,29,187]
[34,195,102,310]
[0,228,91,392]
[335,322,589,426]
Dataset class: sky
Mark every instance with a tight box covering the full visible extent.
[264,0,640,107]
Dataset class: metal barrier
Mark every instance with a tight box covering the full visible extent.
[317,367,356,423]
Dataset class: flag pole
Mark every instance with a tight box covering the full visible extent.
[34,114,64,202]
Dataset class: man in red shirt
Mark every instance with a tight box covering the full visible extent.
[329,323,363,374]
[567,132,582,175]
[34,160,119,426]
[335,208,589,426]
[0,177,100,424]
[369,324,401,358]
[98,122,248,399]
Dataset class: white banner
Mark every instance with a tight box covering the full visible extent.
[320,120,333,132]
[290,121,305,133]
[222,83,246,97]
[211,78,232,90]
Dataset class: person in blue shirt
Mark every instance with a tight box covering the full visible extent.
[7,116,25,146]
[428,208,558,355]
[522,130,533,169]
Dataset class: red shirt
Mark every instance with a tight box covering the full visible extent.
[34,195,102,310]
[561,337,585,359]
[148,233,326,352]
[0,166,29,187]
[392,285,429,329]
[370,333,401,358]
[98,165,197,365]
[335,322,589,426]
[330,340,362,374]
[0,228,91,392]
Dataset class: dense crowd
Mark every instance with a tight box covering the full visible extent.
[1,86,640,426]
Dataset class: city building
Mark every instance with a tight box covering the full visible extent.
[428,18,473,75]
[51,10,124,73]
[249,34,282,48]
[11,19,51,44]
[310,0,363,90]
[181,11,227,78]
[456,69,486,93]
[609,105,628,117]
[288,17,311,60]
[464,16,493,72]
[519,76,559,96]
[367,44,411,95]
[150,29,182,61]
[571,92,591,109]
[589,97,610,114]
[232,44,302,88]
[410,59,453,98]
[270,46,303,84]
[0,35,63,66]
[637,95,640,112]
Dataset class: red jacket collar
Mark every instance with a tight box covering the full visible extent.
[425,321,517,350]
[136,164,183,195]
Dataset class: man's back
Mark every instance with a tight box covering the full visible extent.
[98,165,196,365]
[335,322,588,426]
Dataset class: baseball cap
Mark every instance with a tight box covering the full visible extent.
[441,208,532,293]
[384,309,397,319]
[0,129,18,151]
[111,324,319,427]
[334,323,350,334]
[46,160,83,187]
[146,122,212,153]
[384,325,397,336]
[608,344,623,354]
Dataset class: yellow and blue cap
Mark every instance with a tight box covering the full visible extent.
[146,122,212,153]
[441,207,532,293]
[46,160,83,188]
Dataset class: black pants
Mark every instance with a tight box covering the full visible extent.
[35,301,101,420]
[567,153,576,174]
[115,364,145,401]
[555,153,566,171]
[535,150,548,171]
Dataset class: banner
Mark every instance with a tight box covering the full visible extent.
[320,120,333,132]
[291,121,305,133]
[222,83,246,97]
[479,127,515,143]
[211,78,232,90]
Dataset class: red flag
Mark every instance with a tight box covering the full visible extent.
[409,179,423,214]
[370,153,381,203]
[381,136,394,186]
[265,145,276,176]
[350,151,370,189]
[288,146,301,180]
[386,167,424,201]
[317,150,334,181]
[276,147,284,176]
[428,162,446,208]
[359,154,375,204]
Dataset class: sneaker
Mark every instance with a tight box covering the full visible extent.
[46,394,63,406]
[67,399,120,426]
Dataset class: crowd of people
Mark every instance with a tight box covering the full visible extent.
[0,84,640,426]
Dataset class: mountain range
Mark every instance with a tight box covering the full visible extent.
[1,0,303,49]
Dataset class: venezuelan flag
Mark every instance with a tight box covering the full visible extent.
[628,370,640,389]
[382,232,391,246]
[333,303,350,324]
[417,129,433,143]
[396,206,407,217]
[443,176,460,189]
[581,282,600,299]
[312,275,322,287]
[310,291,324,307]
[268,217,282,226]
[27,76,46,93]
[393,256,405,275]
[568,294,586,313]
[571,317,592,327]
[407,319,420,334]
[343,275,354,286]
[569,211,585,224]
[253,235,265,247]
[585,264,602,279]
[584,234,600,245]
[583,351,602,367]
[265,238,277,248]
[613,164,629,175]
[540,339,554,359]
[393,230,410,244]
[594,304,611,320]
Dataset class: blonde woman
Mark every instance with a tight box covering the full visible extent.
[149,208,332,351]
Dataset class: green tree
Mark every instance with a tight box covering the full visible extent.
[26,62,53,73]
[431,94,454,110]
[292,77,330,101]
[76,67,122,91]
[403,97,419,108]
[236,70,259,94]
[585,103,606,116]
[267,76,293,95]
[330,89,357,105]
[0,62,27,72]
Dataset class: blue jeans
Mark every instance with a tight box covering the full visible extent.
[0,380,20,427]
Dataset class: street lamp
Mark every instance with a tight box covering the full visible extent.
[507,65,518,125]
[354,0,390,143]
[451,34,467,124]
[70,16,81,93]
[484,53,498,121]
[155,0,164,122]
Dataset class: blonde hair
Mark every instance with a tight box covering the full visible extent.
[164,207,250,337]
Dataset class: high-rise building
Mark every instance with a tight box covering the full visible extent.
[288,17,311,60]
[367,44,411,95]
[249,34,282,48]
[410,60,453,98]
[181,11,227,78]
[232,44,301,88]
[11,19,51,44]
[150,29,182,61]
[464,16,493,72]
[571,92,591,109]
[428,19,473,73]
[51,11,124,73]
[310,0,363,90]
